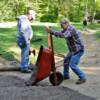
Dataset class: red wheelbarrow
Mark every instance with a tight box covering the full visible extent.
[26,34,63,86]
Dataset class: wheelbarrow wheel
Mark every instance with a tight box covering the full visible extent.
[49,72,63,86]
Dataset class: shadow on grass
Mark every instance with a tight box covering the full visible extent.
[0,48,15,61]
[0,27,17,61]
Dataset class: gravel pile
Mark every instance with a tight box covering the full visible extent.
[0,75,95,100]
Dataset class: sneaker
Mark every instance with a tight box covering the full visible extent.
[76,79,86,84]
[21,69,32,73]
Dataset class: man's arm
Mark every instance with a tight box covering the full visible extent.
[26,26,33,40]
[45,26,71,38]
[20,20,33,43]
[45,26,64,38]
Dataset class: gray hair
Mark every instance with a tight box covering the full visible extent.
[60,18,69,25]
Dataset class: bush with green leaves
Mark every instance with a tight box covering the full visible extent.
[40,14,57,22]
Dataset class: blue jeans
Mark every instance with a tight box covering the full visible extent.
[20,44,30,70]
[64,51,86,79]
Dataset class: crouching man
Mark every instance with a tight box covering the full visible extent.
[45,18,86,84]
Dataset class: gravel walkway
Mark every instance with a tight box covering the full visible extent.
[0,75,95,100]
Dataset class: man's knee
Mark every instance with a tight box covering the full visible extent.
[69,56,78,69]
[69,62,76,70]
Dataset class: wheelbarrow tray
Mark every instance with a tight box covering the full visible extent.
[35,45,53,82]
[26,45,53,85]
[26,34,63,86]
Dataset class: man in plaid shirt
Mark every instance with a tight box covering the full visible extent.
[46,18,86,84]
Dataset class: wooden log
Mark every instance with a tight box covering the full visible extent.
[0,66,20,71]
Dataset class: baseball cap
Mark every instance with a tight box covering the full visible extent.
[60,18,69,25]
[28,10,36,20]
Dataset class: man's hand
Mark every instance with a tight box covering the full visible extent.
[45,26,51,33]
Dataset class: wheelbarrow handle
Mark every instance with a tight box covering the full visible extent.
[48,33,54,53]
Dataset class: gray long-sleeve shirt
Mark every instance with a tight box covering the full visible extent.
[17,15,33,44]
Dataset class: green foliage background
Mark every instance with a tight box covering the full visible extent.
[0,0,100,22]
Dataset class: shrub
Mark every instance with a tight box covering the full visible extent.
[40,14,58,22]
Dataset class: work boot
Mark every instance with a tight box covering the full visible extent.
[76,79,86,85]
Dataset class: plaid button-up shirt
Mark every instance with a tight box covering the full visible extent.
[50,25,84,54]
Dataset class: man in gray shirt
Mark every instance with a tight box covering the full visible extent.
[17,10,36,73]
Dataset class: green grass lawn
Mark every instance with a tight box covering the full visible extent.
[0,27,17,60]
[32,25,68,53]
[0,22,100,61]
[0,25,67,61]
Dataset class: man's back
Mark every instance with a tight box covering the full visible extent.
[64,25,84,54]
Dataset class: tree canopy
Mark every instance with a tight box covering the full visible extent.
[0,0,100,22]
